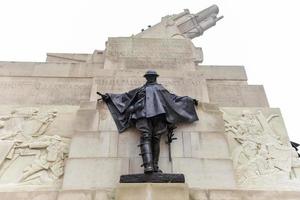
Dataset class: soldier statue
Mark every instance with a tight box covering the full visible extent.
[98,70,198,174]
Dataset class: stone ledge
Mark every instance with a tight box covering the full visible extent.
[190,188,300,200]
[1,187,300,200]
[116,183,189,200]
[196,65,247,81]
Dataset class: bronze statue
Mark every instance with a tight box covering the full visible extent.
[98,70,198,174]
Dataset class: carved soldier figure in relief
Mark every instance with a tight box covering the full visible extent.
[0,108,70,185]
[98,70,199,173]
[222,109,298,187]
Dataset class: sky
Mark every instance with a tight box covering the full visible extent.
[0,0,300,141]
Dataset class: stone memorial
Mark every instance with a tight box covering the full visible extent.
[0,4,299,200]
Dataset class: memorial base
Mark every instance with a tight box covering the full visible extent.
[115,183,189,200]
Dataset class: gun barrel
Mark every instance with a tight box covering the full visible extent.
[195,5,219,22]
[217,16,224,22]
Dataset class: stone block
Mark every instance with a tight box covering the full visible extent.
[117,129,140,157]
[46,53,90,63]
[0,191,58,200]
[47,112,78,137]
[172,158,236,189]
[62,158,129,189]
[79,101,98,110]
[209,189,300,200]
[207,84,269,107]
[196,65,247,80]
[0,77,92,105]
[0,61,35,76]
[94,190,114,200]
[74,109,99,132]
[104,37,198,70]
[177,103,225,133]
[207,80,248,86]
[182,132,230,159]
[115,183,189,200]
[189,189,208,200]
[98,103,118,132]
[86,50,105,64]
[189,189,300,200]
[57,190,93,200]
[0,61,104,77]
[69,131,118,158]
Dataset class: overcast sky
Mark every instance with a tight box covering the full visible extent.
[0,0,300,142]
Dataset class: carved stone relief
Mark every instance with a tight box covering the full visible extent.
[221,108,300,189]
[0,108,70,186]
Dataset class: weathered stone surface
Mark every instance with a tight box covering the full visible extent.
[62,158,129,189]
[0,63,247,81]
[79,101,98,110]
[104,37,200,70]
[172,158,236,189]
[94,190,114,200]
[74,110,99,132]
[182,132,230,159]
[207,84,269,107]
[46,53,91,63]
[176,103,225,133]
[0,141,14,166]
[0,61,103,77]
[0,77,92,105]
[69,131,118,158]
[115,183,189,200]
[57,190,93,200]
[189,189,300,200]
[196,65,247,80]
[0,190,58,200]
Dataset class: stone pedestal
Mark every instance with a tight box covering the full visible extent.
[115,183,189,200]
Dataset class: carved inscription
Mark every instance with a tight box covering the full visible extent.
[0,77,92,105]
[208,85,269,107]
[106,38,194,58]
[95,76,207,101]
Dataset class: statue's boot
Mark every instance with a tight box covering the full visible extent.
[140,140,154,173]
[152,134,163,173]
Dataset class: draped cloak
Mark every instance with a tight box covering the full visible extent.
[103,83,199,133]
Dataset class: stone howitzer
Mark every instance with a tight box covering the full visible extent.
[135,5,223,39]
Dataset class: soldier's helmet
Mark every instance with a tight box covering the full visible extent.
[143,70,159,77]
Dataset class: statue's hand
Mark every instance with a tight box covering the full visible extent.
[97,92,109,102]
[126,105,135,114]
[193,99,199,106]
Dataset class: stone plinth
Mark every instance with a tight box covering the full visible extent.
[115,183,189,200]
